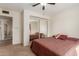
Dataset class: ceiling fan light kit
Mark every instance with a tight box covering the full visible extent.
[32,3,56,11]
[40,3,47,6]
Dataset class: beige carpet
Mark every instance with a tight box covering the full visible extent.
[0,44,35,56]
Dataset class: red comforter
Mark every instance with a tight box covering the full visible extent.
[31,37,79,56]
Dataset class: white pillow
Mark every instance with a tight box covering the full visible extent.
[55,34,61,39]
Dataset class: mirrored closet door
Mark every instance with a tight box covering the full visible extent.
[29,16,48,41]
[29,16,40,41]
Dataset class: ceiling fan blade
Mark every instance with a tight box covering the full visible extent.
[48,3,55,5]
[32,3,40,7]
[42,6,45,10]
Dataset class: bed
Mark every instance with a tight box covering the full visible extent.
[30,37,79,56]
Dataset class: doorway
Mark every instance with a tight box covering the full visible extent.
[0,16,12,46]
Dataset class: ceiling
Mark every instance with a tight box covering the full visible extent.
[0,3,79,17]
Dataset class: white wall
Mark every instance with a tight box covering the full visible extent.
[23,10,50,46]
[51,6,79,38]
[12,11,22,44]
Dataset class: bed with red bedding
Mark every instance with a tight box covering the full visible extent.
[30,37,79,56]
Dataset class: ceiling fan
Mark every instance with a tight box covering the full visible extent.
[32,3,56,10]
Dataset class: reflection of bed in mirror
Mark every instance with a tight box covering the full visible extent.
[30,32,46,41]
